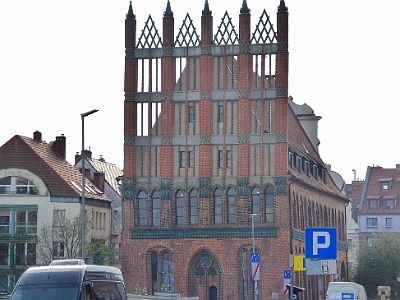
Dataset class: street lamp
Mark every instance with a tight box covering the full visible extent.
[251,213,260,300]
[81,109,98,262]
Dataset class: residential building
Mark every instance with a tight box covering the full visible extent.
[121,1,349,299]
[0,131,112,292]
[358,164,400,243]
[74,151,123,266]
[345,179,364,274]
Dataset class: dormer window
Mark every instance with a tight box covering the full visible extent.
[304,161,310,176]
[386,199,395,209]
[313,165,318,180]
[379,178,392,191]
[370,200,377,210]
[296,156,302,172]
[288,152,293,168]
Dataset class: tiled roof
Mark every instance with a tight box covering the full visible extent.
[0,135,110,202]
[88,158,123,196]
[360,166,400,214]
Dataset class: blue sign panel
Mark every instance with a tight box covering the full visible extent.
[342,293,354,299]
[283,269,291,279]
[250,252,260,263]
[305,228,337,259]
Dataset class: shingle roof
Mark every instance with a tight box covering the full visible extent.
[88,158,123,196]
[0,135,110,202]
[360,166,400,214]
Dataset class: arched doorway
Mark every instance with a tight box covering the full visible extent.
[209,286,217,300]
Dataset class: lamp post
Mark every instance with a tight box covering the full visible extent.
[251,213,260,300]
[81,109,98,261]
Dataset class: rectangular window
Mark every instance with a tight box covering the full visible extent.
[53,210,65,226]
[288,152,293,168]
[179,151,185,168]
[0,243,8,265]
[217,150,223,168]
[382,182,389,190]
[52,242,65,259]
[366,218,378,227]
[218,104,224,123]
[296,157,302,172]
[188,151,195,168]
[0,211,10,235]
[386,200,394,209]
[189,105,195,123]
[304,161,310,176]
[370,200,377,209]
[313,165,318,180]
[226,150,233,168]
[386,217,393,227]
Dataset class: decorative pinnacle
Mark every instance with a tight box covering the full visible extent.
[202,0,212,16]
[278,0,288,12]
[126,1,135,19]
[240,0,250,14]
[164,0,174,17]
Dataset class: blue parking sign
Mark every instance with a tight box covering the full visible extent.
[305,228,337,259]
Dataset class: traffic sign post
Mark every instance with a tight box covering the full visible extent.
[251,252,260,299]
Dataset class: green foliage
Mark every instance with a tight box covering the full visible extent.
[133,283,148,295]
[161,283,167,293]
[86,240,113,265]
[352,233,400,297]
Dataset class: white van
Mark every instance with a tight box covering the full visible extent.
[326,282,367,300]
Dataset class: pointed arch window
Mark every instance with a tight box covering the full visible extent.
[138,191,147,226]
[152,191,161,227]
[252,187,260,223]
[214,188,223,224]
[189,190,198,225]
[265,186,274,223]
[176,190,185,225]
[227,187,236,224]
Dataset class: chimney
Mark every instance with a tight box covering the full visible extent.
[75,152,81,165]
[84,149,92,160]
[93,172,105,192]
[52,134,66,159]
[33,131,42,143]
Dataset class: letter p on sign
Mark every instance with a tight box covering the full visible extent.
[313,231,330,255]
[305,228,337,259]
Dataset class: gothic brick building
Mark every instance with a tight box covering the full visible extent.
[121,1,348,299]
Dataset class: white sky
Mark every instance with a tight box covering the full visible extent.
[0,0,399,184]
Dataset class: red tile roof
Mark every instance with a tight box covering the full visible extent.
[360,166,400,214]
[0,135,110,202]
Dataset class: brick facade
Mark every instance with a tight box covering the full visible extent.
[121,1,348,299]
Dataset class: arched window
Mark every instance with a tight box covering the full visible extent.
[265,186,274,222]
[252,187,260,223]
[138,191,147,226]
[189,190,198,225]
[227,187,236,224]
[176,190,185,225]
[152,190,161,227]
[214,188,223,224]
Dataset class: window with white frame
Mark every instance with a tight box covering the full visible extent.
[0,176,38,195]
[370,200,377,209]
[366,218,378,227]
[386,199,394,209]
[386,217,393,227]
[53,210,65,227]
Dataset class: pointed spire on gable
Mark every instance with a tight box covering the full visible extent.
[278,0,288,12]
[202,0,212,16]
[240,0,250,14]
[164,0,174,17]
[126,1,135,19]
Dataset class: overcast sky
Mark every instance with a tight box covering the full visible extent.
[0,0,399,184]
